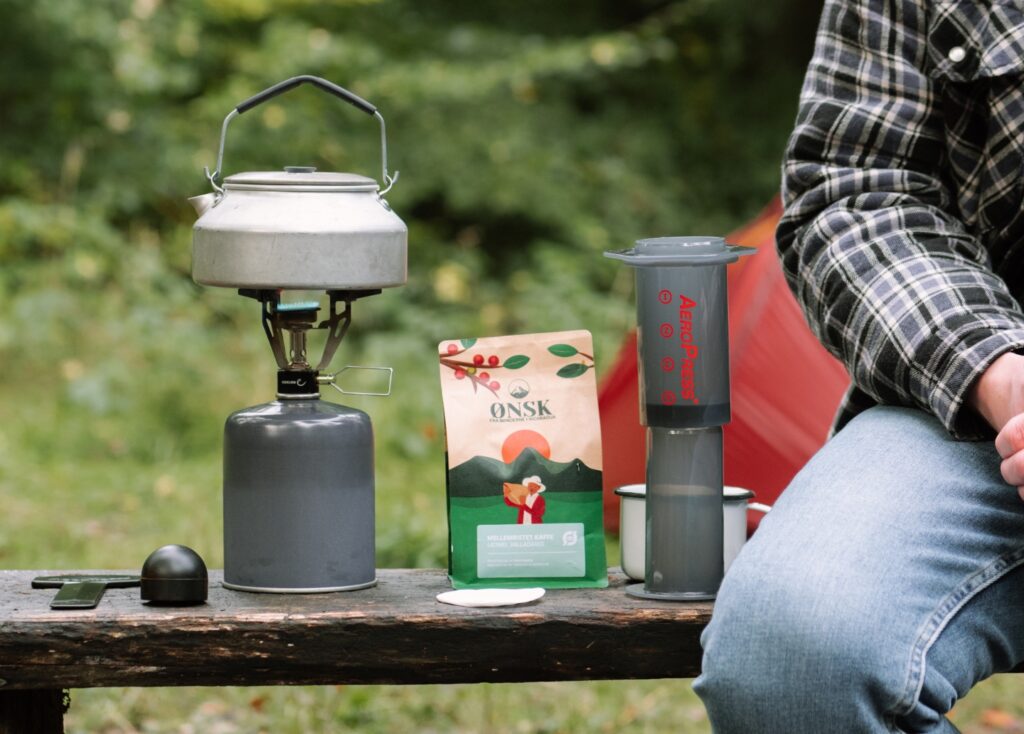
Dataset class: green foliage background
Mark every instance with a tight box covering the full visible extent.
[1,0,819,473]
[21,0,994,732]
[0,0,824,571]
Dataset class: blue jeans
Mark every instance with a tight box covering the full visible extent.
[694,406,1024,733]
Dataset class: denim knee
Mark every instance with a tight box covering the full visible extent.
[694,555,905,733]
[694,407,1021,733]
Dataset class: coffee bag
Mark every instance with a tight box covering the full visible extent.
[438,330,607,589]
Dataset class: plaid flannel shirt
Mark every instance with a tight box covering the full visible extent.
[777,0,1024,440]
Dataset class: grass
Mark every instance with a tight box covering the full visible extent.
[65,681,712,734]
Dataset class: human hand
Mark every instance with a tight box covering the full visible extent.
[972,353,1024,500]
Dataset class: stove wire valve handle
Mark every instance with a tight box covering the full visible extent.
[318,365,394,397]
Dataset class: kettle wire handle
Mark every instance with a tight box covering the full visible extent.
[204,75,398,196]
[236,75,377,116]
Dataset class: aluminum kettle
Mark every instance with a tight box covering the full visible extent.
[190,76,407,291]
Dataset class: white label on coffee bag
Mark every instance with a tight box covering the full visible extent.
[476,523,586,578]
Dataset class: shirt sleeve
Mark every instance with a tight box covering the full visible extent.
[776,0,1024,439]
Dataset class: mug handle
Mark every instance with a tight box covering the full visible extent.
[748,502,772,515]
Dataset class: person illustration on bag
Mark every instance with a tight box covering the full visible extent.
[502,476,546,524]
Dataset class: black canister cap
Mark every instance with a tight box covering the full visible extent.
[141,544,208,605]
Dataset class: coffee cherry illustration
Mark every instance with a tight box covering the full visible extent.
[454,368,467,380]
[487,355,499,367]
[446,343,459,355]
[478,372,490,382]
[473,354,484,366]
[489,381,500,391]
[467,367,477,376]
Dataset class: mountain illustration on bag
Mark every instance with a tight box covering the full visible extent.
[448,447,602,498]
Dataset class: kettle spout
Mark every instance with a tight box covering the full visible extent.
[188,193,219,218]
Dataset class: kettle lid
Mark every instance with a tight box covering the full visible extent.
[224,167,378,191]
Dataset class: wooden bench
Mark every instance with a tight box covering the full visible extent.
[0,568,711,733]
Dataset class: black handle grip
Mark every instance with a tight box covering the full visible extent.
[235,75,377,116]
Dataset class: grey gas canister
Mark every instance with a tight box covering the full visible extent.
[223,399,375,592]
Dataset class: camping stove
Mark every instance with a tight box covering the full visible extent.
[189,76,407,593]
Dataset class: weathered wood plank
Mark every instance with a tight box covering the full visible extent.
[0,569,711,690]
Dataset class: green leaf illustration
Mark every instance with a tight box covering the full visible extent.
[503,354,530,369]
[460,338,477,348]
[556,363,590,378]
[548,344,578,357]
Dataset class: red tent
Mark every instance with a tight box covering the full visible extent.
[599,198,850,533]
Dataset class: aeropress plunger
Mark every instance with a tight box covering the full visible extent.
[606,237,753,601]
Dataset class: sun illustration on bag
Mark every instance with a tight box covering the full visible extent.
[501,429,551,464]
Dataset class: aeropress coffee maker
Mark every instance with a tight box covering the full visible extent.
[606,237,753,600]
[189,76,407,593]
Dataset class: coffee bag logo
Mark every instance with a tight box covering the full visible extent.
[508,379,530,399]
[562,530,579,546]
[489,400,554,422]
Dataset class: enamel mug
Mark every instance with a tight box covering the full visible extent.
[615,484,771,582]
